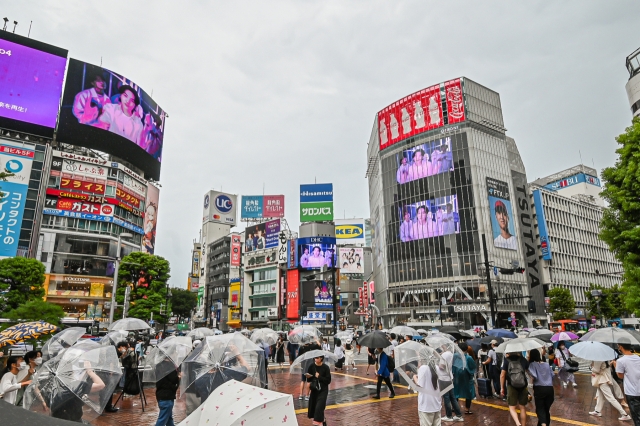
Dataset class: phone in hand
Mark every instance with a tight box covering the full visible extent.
[305,373,313,377]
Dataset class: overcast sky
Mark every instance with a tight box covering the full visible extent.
[6,2,639,287]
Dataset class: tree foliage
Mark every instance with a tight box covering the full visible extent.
[600,117,640,314]
[0,169,14,200]
[0,257,46,313]
[584,283,626,321]
[170,287,197,320]
[115,252,171,322]
[3,299,65,326]
[547,287,576,320]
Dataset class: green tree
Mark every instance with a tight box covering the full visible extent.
[170,287,197,321]
[0,169,14,200]
[585,284,627,320]
[3,299,65,326]
[0,257,46,313]
[547,287,576,320]
[601,117,640,314]
[115,252,171,322]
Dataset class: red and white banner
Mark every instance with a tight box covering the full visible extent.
[369,281,375,304]
[378,84,444,151]
[56,198,113,216]
[116,186,143,209]
[362,281,369,309]
[444,78,466,124]
[230,233,242,266]
[286,270,300,319]
[46,188,105,203]
[60,177,106,195]
[358,286,364,312]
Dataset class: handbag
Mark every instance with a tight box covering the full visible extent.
[560,350,579,372]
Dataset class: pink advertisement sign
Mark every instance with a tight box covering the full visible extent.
[263,195,285,218]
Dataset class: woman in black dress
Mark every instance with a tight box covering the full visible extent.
[366,347,377,375]
[276,337,286,367]
[307,355,331,426]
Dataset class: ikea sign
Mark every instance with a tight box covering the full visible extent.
[335,224,364,240]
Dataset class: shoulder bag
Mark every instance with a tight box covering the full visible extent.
[560,349,579,372]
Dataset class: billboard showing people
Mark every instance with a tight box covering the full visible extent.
[244,219,281,252]
[397,195,459,242]
[298,237,336,269]
[314,280,333,308]
[338,247,364,274]
[395,137,453,184]
[57,59,167,180]
[142,184,160,254]
[486,177,517,250]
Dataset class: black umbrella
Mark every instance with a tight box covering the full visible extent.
[1,400,78,426]
[459,331,474,340]
[358,331,392,349]
[466,338,482,354]
[479,336,504,345]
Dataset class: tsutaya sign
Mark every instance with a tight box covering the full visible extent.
[453,304,489,312]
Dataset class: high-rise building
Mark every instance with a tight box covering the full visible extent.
[625,47,640,118]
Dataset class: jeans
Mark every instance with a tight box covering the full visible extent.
[626,395,640,426]
[156,399,175,426]
[376,375,394,396]
[443,388,462,418]
[533,385,554,426]
[490,365,501,395]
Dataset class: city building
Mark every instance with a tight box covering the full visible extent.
[625,46,640,118]
[529,165,622,325]
[366,77,544,330]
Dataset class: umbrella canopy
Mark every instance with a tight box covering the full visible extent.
[180,333,266,404]
[177,379,297,426]
[394,341,453,396]
[2,399,86,426]
[486,329,517,339]
[187,327,216,340]
[551,331,579,342]
[479,336,504,345]
[568,341,617,361]
[390,326,418,337]
[528,329,554,341]
[23,342,122,422]
[358,331,392,349]
[416,329,428,335]
[143,336,192,383]
[98,330,129,347]
[41,327,86,362]
[289,349,338,374]
[0,321,59,348]
[108,318,151,331]
[495,338,545,354]
[334,331,354,340]
[425,336,467,369]
[579,327,640,345]
[288,325,321,344]
[250,328,279,346]
[465,338,482,354]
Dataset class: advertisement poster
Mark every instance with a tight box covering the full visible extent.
[486,177,517,251]
[298,237,337,269]
[0,143,34,258]
[143,184,160,254]
[338,247,364,274]
[444,78,466,124]
[314,280,333,309]
[533,189,552,260]
[240,195,285,219]
[369,281,375,304]
[394,137,453,184]
[398,195,460,242]
[203,190,237,225]
[230,233,242,266]
[334,219,365,245]
[300,183,334,222]
[287,239,298,269]
[244,219,281,252]
[286,270,300,319]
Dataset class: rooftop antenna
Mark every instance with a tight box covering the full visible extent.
[2,18,7,31]
[12,20,17,33]
[100,57,102,67]
[27,21,32,37]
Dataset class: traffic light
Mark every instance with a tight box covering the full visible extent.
[447,305,455,316]
[527,300,536,313]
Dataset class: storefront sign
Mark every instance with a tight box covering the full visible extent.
[60,177,106,195]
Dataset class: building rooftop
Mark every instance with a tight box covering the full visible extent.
[529,164,597,187]
[627,46,640,79]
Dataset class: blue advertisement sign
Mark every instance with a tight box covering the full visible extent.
[543,173,600,191]
[240,195,263,219]
[532,190,552,260]
[300,183,333,203]
[43,208,144,235]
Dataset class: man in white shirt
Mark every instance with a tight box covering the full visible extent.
[485,340,501,398]
[72,74,111,125]
[440,349,463,421]
[414,363,442,426]
[493,200,518,250]
[400,209,413,242]
[307,247,325,268]
[616,340,640,424]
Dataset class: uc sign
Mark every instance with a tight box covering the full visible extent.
[335,224,364,239]
[215,195,233,213]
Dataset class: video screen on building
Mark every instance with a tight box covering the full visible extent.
[397,195,460,242]
[298,237,336,269]
[313,280,334,309]
[394,137,453,184]
[486,177,517,250]
[338,247,364,274]
[57,59,166,180]
[245,219,281,252]
[0,32,67,137]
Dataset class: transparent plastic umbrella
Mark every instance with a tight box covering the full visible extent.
[99,330,129,347]
[394,341,453,395]
[288,325,322,344]
[579,327,640,344]
[390,326,418,337]
[425,335,467,369]
[250,328,279,346]
[108,318,151,331]
[180,333,266,407]
[416,329,428,335]
[289,350,338,374]
[41,327,86,362]
[23,343,122,422]
[334,331,354,340]
[187,327,216,340]
[143,336,192,383]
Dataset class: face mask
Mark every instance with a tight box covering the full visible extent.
[18,362,28,371]
[34,358,43,366]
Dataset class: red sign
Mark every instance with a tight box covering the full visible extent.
[60,178,106,195]
[358,287,364,313]
[0,145,34,158]
[444,79,466,124]
[230,234,242,267]
[56,198,114,216]
[369,281,375,304]
[115,187,142,209]
[104,197,143,217]
[263,195,285,218]
[46,188,105,203]
[378,84,444,151]
[362,281,369,309]
[286,270,300,320]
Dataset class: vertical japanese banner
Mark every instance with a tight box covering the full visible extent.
[143,183,160,254]
[0,143,34,258]
[362,281,369,309]
[444,78,466,124]
[369,281,376,304]
[286,269,300,320]
[230,233,242,266]
[358,287,364,313]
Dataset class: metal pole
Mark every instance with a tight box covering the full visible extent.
[332,267,337,334]
[108,235,122,324]
[440,298,443,327]
[482,234,497,328]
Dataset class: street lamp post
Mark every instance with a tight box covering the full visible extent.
[108,233,133,325]
[591,289,603,327]
[163,285,172,334]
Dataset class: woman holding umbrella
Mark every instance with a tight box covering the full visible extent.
[306,354,331,426]
[554,341,577,388]
[453,343,476,415]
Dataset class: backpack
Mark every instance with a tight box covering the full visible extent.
[386,353,396,372]
[507,359,527,389]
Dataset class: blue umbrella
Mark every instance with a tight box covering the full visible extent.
[487,329,517,339]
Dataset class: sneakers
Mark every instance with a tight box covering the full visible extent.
[493,393,500,398]
[572,382,578,388]
[441,417,454,423]
[371,395,380,400]
[589,411,602,417]
[305,396,309,401]
[452,416,464,422]
[298,395,303,400]
[562,382,567,388]
[619,415,632,421]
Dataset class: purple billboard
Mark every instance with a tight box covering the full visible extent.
[0,32,68,136]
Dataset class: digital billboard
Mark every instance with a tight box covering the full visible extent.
[57,59,167,180]
[0,31,67,137]
[230,233,242,266]
[486,177,517,251]
[338,247,364,274]
[0,142,35,258]
[300,183,334,222]
[398,195,460,242]
[394,137,453,184]
[298,237,337,269]
[240,195,285,219]
[313,280,334,309]
[143,184,160,254]
[244,219,280,252]
[203,190,237,225]
[286,269,300,319]
[335,218,365,245]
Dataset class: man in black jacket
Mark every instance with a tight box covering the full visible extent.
[155,360,180,426]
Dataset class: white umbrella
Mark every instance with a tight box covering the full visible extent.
[390,326,418,337]
[580,327,640,344]
[289,350,338,374]
[41,327,86,362]
[568,341,617,361]
[187,327,216,340]
[334,331,354,340]
[416,329,428,335]
[108,318,151,331]
[177,379,297,426]
[394,341,453,395]
[250,328,279,346]
[495,338,545,354]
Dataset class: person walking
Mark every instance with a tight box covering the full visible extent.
[371,347,395,399]
[0,356,31,405]
[154,360,180,426]
[478,344,489,379]
[555,341,577,388]
[321,338,331,352]
[366,347,377,375]
[287,339,298,365]
[307,355,331,426]
[439,346,464,422]
[501,352,530,426]
[414,361,442,426]
[589,358,631,421]
[616,340,640,424]
[485,340,502,398]
[334,340,345,372]
[14,351,38,406]
[528,349,555,426]
[345,338,356,371]
[453,343,477,415]
[276,337,286,367]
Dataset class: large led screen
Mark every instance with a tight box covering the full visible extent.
[57,59,166,180]
[394,137,453,184]
[0,32,67,137]
[245,219,281,252]
[398,195,460,242]
[486,177,517,250]
[298,237,336,269]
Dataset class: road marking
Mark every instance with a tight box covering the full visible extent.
[472,399,599,426]
[294,393,416,414]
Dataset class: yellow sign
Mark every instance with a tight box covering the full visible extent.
[335,224,364,239]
